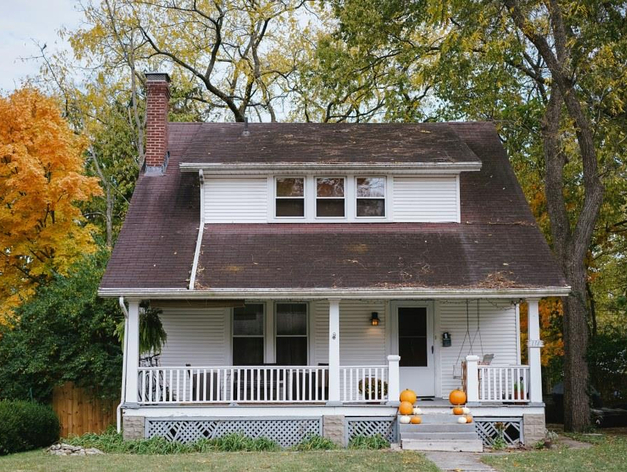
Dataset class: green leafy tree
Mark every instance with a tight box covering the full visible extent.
[0,251,123,401]
[316,0,627,431]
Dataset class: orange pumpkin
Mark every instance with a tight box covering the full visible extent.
[410,416,422,424]
[399,401,414,415]
[449,389,467,406]
[399,389,417,404]
[452,407,464,415]
[465,415,473,424]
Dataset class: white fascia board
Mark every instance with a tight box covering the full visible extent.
[179,161,482,174]
[99,286,571,300]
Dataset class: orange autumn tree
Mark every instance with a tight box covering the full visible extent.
[0,88,102,322]
[520,299,564,367]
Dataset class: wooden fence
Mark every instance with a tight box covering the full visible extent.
[51,382,116,437]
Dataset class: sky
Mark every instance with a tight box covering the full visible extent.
[0,0,83,92]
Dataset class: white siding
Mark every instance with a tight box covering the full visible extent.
[203,178,268,223]
[393,176,459,222]
[158,307,229,366]
[313,300,387,366]
[437,300,518,396]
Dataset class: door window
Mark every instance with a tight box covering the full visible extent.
[398,307,428,367]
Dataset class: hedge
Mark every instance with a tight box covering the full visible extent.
[0,400,60,455]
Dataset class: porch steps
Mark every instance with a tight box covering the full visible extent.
[399,415,483,452]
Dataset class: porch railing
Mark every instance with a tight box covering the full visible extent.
[138,366,330,404]
[137,364,394,405]
[340,366,389,403]
[474,364,531,403]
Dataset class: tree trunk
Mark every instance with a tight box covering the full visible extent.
[563,263,591,431]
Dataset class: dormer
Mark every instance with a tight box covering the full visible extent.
[179,123,481,224]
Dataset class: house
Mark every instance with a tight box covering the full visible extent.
[99,73,569,450]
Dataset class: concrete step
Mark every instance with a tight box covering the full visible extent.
[399,414,473,424]
[401,439,483,452]
[401,432,479,440]
[399,423,476,433]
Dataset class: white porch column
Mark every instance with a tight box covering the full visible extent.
[125,299,141,405]
[387,355,401,406]
[527,299,544,403]
[465,355,480,404]
[327,299,341,405]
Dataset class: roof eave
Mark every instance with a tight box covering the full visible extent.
[179,161,482,175]
[99,286,571,300]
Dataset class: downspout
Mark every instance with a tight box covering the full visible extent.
[189,170,204,290]
[117,297,130,434]
[515,302,522,365]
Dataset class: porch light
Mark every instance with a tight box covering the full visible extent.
[370,312,380,326]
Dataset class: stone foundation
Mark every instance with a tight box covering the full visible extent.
[123,415,145,440]
[323,415,346,447]
[523,413,546,445]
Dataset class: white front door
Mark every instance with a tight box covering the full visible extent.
[396,304,435,396]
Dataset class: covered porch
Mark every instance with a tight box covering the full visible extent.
[120,298,545,409]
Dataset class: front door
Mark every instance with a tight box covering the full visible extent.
[396,305,435,396]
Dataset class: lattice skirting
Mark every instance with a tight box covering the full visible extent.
[473,417,523,447]
[146,418,321,447]
[345,417,397,444]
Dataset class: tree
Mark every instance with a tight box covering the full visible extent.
[315,0,626,431]
[69,0,324,122]
[0,88,102,321]
[0,252,122,402]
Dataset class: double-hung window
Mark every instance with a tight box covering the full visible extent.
[276,303,308,365]
[232,304,264,365]
[276,177,305,217]
[356,177,386,217]
[316,177,345,218]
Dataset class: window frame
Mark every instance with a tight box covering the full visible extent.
[232,303,265,366]
[355,176,387,219]
[274,302,309,366]
[315,176,347,219]
[274,176,306,219]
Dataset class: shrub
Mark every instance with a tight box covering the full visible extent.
[0,400,60,455]
[67,429,279,454]
[348,434,390,449]
[293,434,338,451]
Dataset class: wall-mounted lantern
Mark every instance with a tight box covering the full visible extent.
[370,312,380,326]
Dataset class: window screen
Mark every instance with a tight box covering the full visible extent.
[276,303,308,365]
[316,177,345,217]
[233,304,264,365]
[276,178,305,217]
[356,177,385,217]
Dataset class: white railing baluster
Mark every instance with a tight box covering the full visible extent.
[137,365,390,406]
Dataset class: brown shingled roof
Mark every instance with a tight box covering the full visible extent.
[178,122,481,165]
[100,121,567,293]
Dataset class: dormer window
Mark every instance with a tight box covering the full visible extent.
[356,177,386,217]
[316,177,345,218]
[276,177,305,217]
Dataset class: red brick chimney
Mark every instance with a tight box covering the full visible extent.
[145,72,171,173]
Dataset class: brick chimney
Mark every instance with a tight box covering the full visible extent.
[145,72,171,173]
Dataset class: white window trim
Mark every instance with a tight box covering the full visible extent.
[274,176,306,219]
[274,302,309,366]
[269,174,393,223]
[355,176,387,219]
[315,176,347,219]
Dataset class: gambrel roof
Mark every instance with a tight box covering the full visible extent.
[99,121,568,297]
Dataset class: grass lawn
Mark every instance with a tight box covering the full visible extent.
[0,449,440,472]
[484,435,627,472]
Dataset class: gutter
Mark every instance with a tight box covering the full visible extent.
[179,161,482,174]
[116,297,130,434]
[188,170,204,290]
[99,286,572,300]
